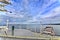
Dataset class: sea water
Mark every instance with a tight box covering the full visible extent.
[0,24,60,36]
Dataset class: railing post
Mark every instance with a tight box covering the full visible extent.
[12,26,14,36]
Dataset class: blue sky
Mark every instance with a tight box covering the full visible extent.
[0,0,60,23]
[3,0,60,17]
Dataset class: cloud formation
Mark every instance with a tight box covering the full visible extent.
[0,0,60,23]
[40,6,60,18]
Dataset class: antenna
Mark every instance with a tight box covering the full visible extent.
[7,19,9,28]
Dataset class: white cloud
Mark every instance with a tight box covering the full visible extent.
[26,18,37,22]
[32,0,57,19]
[40,6,60,18]
[5,12,24,18]
[0,19,2,22]
[26,6,60,23]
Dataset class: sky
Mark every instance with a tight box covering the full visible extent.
[0,0,60,23]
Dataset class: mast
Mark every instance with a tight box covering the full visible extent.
[40,19,43,33]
